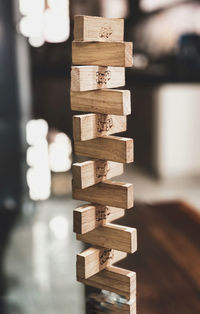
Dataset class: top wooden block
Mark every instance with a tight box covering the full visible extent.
[74,15,124,42]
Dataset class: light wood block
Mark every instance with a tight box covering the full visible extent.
[88,294,136,314]
[74,15,124,42]
[73,204,125,234]
[77,265,136,300]
[73,113,127,141]
[74,136,134,164]
[77,223,137,253]
[70,89,131,115]
[71,14,136,313]
[71,66,125,91]
[72,160,124,189]
[77,247,127,279]
[72,42,133,67]
[72,180,134,209]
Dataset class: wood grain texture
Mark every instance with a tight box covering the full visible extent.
[112,202,200,314]
[70,89,131,115]
[72,42,133,67]
[73,113,127,141]
[73,204,125,234]
[77,247,127,279]
[71,66,125,91]
[72,160,124,189]
[74,15,124,42]
[77,265,136,300]
[74,136,134,164]
[72,180,134,209]
[77,223,137,253]
[72,14,136,312]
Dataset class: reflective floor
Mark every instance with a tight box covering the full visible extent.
[1,166,200,314]
[3,196,85,314]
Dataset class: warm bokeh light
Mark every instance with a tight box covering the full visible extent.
[26,119,51,201]
[28,36,45,48]
[19,0,44,15]
[27,167,51,201]
[19,15,43,38]
[43,8,70,43]
[133,53,149,69]
[26,119,48,146]
[26,141,49,167]
[49,132,72,173]
[18,0,70,47]
[49,216,68,239]
[26,121,72,199]
[100,0,128,18]
[140,0,187,12]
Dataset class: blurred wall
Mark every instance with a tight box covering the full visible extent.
[153,84,200,178]
[0,0,22,209]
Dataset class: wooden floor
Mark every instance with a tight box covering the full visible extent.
[87,201,200,313]
[115,201,200,314]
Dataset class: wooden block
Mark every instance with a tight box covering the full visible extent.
[73,180,134,209]
[77,247,127,279]
[72,42,133,67]
[88,292,136,314]
[72,160,124,189]
[74,15,124,42]
[74,136,134,164]
[73,114,127,141]
[88,294,136,314]
[73,204,125,234]
[71,66,125,91]
[77,265,136,300]
[70,89,131,115]
[104,300,136,314]
[77,223,137,253]
[110,300,136,314]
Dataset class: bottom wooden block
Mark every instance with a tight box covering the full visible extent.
[88,293,136,314]
[77,265,136,300]
[100,299,136,314]
[77,247,127,279]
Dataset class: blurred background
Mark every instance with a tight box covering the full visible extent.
[0,0,200,313]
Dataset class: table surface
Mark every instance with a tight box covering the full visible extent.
[113,201,200,314]
[2,196,200,314]
[86,201,200,313]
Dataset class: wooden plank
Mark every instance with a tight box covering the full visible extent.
[72,42,133,67]
[88,294,136,314]
[77,247,127,279]
[73,204,125,234]
[77,223,137,253]
[70,89,131,115]
[73,113,127,141]
[77,265,136,300]
[74,136,134,164]
[71,66,125,91]
[74,15,124,42]
[72,180,134,209]
[72,160,124,189]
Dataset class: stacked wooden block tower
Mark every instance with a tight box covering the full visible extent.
[71,15,137,313]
